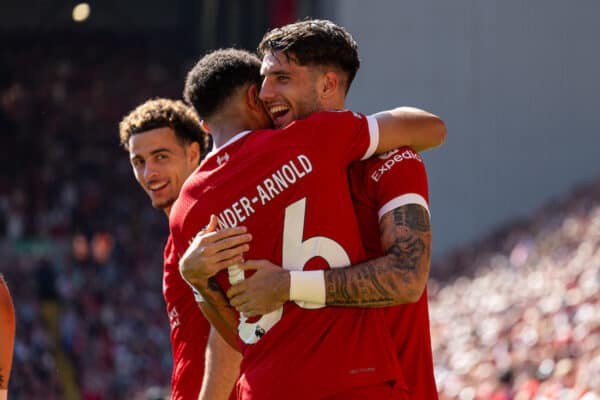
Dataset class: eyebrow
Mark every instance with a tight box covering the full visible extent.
[130,147,173,161]
[261,69,290,78]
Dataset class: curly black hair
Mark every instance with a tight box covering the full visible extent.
[118,98,208,157]
[184,48,262,120]
[257,19,360,93]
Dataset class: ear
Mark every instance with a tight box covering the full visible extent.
[246,84,262,112]
[187,141,201,165]
[320,71,340,100]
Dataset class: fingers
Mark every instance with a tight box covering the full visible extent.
[238,259,277,271]
[209,234,252,256]
[193,227,252,254]
[207,244,250,263]
[226,281,244,299]
[228,293,260,317]
[238,308,260,318]
[206,214,218,232]
[210,255,246,275]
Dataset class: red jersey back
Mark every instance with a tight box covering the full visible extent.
[170,111,402,399]
[163,235,210,400]
[349,147,439,399]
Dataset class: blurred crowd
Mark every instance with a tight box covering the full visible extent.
[1,35,598,399]
[430,181,600,399]
[1,34,189,399]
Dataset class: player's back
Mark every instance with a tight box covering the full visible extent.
[170,111,404,399]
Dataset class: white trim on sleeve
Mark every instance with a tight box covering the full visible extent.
[361,115,380,160]
[378,193,430,221]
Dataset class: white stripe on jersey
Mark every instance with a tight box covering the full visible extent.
[361,115,380,160]
[378,193,430,221]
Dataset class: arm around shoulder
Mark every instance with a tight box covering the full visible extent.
[372,107,446,153]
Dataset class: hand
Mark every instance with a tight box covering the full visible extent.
[179,215,252,287]
[226,260,290,317]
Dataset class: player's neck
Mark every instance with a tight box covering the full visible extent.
[324,97,345,111]
[209,120,255,149]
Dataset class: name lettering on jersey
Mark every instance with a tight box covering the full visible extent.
[216,154,313,229]
[371,148,422,182]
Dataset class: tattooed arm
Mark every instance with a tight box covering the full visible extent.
[324,204,431,307]
[226,204,431,315]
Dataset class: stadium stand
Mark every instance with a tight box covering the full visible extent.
[430,181,600,399]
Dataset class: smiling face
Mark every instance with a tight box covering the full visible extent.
[259,51,324,128]
[128,127,199,215]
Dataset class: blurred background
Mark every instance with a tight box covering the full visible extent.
[0,0,598,399]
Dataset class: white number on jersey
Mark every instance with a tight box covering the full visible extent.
[231,197,350,344]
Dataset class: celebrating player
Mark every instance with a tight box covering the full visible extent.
[118,99,239,400]
[0,274,16,400]
[175,46,444,399]
[182,19,442,398]
[258,19,440,398]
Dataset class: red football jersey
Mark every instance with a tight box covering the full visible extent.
[349,147,439,399]
[170,111,403,399]
[163,235,210,400]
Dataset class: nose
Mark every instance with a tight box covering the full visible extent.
[143,161,159,182]
[259,77,274,102]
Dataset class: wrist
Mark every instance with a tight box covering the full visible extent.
[289,270,325,305]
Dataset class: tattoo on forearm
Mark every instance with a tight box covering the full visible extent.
[326,204,431,307]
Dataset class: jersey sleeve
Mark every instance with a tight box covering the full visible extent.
[164,234,204,303]
[363,147,430,221]
[307,110,379,164]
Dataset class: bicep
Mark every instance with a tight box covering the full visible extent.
[373,107,446,154]
[379,203,431,250]
[379,204,431,295]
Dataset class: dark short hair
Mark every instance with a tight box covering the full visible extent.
[118,98,208,158]
[257,19,360,93]
[184,48,262,120]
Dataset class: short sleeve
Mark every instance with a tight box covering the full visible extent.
[363,147,430,221]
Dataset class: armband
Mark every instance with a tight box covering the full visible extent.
[289,270,325,305]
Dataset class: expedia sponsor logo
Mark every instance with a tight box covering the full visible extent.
[371,148,422,182]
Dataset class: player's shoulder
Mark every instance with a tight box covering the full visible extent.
[361,147,423,168]
[292,109,365,127]
[313,109,364,120]
[353,146,425,182]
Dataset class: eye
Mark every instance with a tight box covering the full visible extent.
[156,153,168,161]
[277,75,289,82]
[132,158,144,167]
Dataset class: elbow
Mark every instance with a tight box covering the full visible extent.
[402,283,425,304]
[431,116,447,148]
